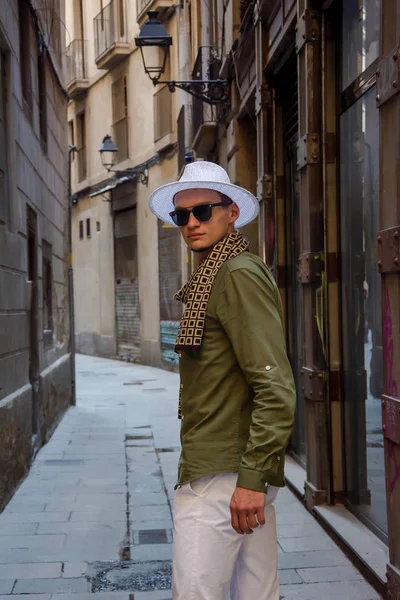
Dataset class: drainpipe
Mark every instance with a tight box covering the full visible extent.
[68,145,77,406]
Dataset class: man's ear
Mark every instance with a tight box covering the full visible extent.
[230,202,240,224]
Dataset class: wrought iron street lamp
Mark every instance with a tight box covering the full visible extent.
[135,11,229,106]
[99,135,149,184]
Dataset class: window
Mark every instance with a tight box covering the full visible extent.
[340,0,385,540]
[18,0,33,118]
[0,51,9,226]
[112,75,129,163]
[86,218,91,238]
[96,221,101,232]
[76,112,87,182]
[342,0,380,90]
[38,53,47,148]
[42,240,53,338]
[79,220,84,239]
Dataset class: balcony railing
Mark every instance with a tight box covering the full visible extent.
[154,85,173,143]
[65,39,87,85]
[94,0,129,69]
[192,47,220,151]
[77,147,87,182]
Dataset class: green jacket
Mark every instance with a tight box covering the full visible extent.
[176,253,296,493]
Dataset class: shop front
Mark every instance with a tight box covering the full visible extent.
[252,0,399,594]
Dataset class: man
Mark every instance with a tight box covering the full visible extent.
[149,161,296,600]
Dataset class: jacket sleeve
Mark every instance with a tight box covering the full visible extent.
[216,266,296,492]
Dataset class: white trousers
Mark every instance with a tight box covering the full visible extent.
[172,473,280,600]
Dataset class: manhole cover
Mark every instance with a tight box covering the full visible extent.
[138,529,168,545]
[89,560,172,592]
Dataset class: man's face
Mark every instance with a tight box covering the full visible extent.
[173,189,240,253]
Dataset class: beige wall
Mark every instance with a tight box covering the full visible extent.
[71,193,116,357]
[67,1,182,365]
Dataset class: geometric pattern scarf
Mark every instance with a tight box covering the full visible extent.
[174,232,249,353]
[174,231,249,419]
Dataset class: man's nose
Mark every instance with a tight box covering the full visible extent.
[187,211,200,228]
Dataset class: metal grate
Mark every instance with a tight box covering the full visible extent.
[65,39,87,84]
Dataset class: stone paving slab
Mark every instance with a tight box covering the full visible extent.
[13,578,90,595]
[0,564,62,580]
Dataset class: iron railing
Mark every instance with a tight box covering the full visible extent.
[94,0,126,61]
[65,39,87,85]
[154,85,173,142]
[192,47,220,139]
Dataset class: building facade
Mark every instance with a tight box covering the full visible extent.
[172,0,399,596]
[0,0,72,510]
[66,0,186,369]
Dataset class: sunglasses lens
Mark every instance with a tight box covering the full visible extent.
[172,210,190,226]
[192,205,212,222]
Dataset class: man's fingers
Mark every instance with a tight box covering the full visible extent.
[256,505,266,527]
[231,507,244,535]
[239,510,253,534]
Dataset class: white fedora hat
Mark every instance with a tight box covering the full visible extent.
[148,161,259,228]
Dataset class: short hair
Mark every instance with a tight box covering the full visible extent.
[173,190,233,206]
[219,192,233,204]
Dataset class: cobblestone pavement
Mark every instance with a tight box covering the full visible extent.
[0,355,382,599]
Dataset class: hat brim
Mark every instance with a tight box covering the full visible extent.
[148,180,259,228]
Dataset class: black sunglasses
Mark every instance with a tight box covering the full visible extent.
[169,201,233,227]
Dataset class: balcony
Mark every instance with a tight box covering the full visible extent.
[137,0,174,25]
[192,46,221,158]
[65,40,89,98]
[154,85,174,150]
[192,47,221,158]
[94,0,131,71]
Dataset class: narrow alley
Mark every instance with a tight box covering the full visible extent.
[0,355,382,600]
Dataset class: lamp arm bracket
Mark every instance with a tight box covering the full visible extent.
[155,79,230,105]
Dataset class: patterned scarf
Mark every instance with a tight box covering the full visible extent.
[174,232,249,419]
[175,232,250,352]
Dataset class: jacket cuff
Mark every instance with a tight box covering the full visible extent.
[237,465,285,492]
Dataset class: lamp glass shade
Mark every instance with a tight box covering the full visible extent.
[99,135,118,170]
[135,11,172,81]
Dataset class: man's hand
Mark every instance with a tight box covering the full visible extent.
[230,486,265,535]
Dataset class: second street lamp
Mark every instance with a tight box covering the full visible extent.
[99,134,118,171]
[99,134,149,185]
[135,11,229,106]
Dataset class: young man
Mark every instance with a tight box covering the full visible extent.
[149,161,296,600]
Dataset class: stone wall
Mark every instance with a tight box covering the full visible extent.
[0,0,72,509]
